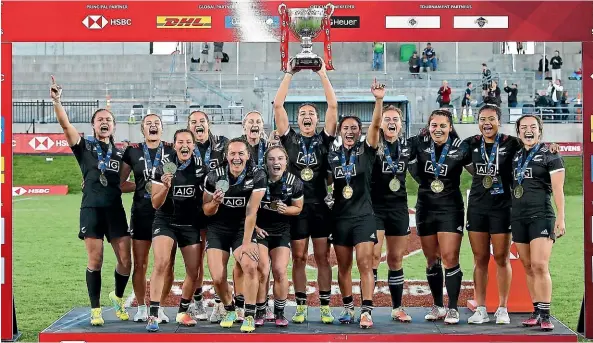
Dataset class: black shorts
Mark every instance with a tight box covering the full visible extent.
[291,202,331,241]
[152,217,201,248]
[331,214,377,247]
[258,230,291,251]
[416,210,464,237]
[130,210,156,241]
[466,208,511,235]
[511,218,556,244]
[206,228,251,253]
[374,205,410,237]
[79,206,130,243]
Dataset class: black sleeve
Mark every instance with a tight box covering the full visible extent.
[364,139,378,156]
[253,169,267,192]
[70,137,86,162]
[204,170,218,194]
[460,139,473,166]
[320,129,336,147]
[292,179,304,201]
[546,153,565,174]
[406,135,419,161]
[122,146,133,165]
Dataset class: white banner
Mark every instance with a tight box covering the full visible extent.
[385,16,441,29]
[453,16,509,29]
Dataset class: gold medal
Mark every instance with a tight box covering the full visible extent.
[300,167,314,181]
[270,200,280,211]
[513,185,524,199]
[389,178,401,192]
[342,185,354,199]
[482,175,493,189]
[430,179,444,193]
[99,174,108,187]
[145,182,152,194]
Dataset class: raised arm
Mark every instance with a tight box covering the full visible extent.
[273,60,298,135]
[51,76,80,146]
[318,62,338,136]
[367,80,385,148]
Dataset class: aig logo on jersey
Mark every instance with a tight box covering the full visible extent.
[106,160,120,172]
[514,169,533,179]
[424,161,448,176]
[223,197,246,208]
[334,165,357,179]
[173,185,195,197]
[475,163,496,176]
[297,152,318,166]
[208,159,220,170]
[382,161,405,174]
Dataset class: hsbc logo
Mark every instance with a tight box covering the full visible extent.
[12,187,52,196]
[82,15,132,29]
[29,136,54,151]
[12,187,26,196]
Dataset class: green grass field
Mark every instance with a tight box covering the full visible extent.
[10,155,587,341]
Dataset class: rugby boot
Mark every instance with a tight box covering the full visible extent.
[134,305,148,322]
[468,306,490,324]
[292,304,307,323]
[359,312,373,329]
[157,307,170,324]
[444,309,460,324]
[495,307,511,324]
[540,314,554,331]
[275,313,289,327]
[236,307,246,323]
[391,307,412,322]
[265,304,275,321]
[320,305,335,324]
[241,316,256,333]
[109,291,130,321]
[255,310,265,327]
[145,316,159,332]
[188,300,208,321]
[424,305,447,321]
[522,311,541,327]
[176,312,197,326]
[220,310,237,328]
[90,307,104,326]
[210,302,223,323]
[338,308,355,324]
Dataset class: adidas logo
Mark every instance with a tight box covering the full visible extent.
[139,157,144,161]
[154,228,160,235]
[370,233,376,239]
[456,226,463,232]
[541,229,548,235]
[407,227,411,232]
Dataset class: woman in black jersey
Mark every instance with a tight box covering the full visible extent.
[409,109,470,325]
[187,110,229,322]
[146,129,206,332]
[370,105,412,323]
[254,146,304,327]
[242,111,267,170]
[121,114,177,323]
[203,137,267,333]
[511,115,565,331]
[328,81,384,329]
[273,59,338,324]
[51,76,131,326]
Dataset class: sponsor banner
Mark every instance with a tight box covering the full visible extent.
[385,16,440,29]
[12,186,69,197]
[556,142,583,156]
[453,16,509,29]
[156,16,212,29]
[330,16,360,29]
[81,15,132,30]
[13,133,83,155]
[224,15,279,29]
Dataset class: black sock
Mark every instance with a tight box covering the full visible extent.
[193,287,203,302]
[444,265,463,310]
[361,299,373,315]
[538,302,551,316]
[245,304,256,318]
[224,302,235,312]
[214,294,221,304]
[256,302,267,317]
[114,269,130,298]
[86,268,102,308]
[319,290,331,306]
[533,302,540,313]
[426,261,444,307]
[373,269,378,285]
[234,294,245,309]
[295,291,307,306]
[179,298,191,313]
[274,299,286,316]
[388,269,404,309]
[150,301,160,317]
[343,295,354,310]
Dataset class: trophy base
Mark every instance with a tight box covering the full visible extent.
[293,55,323,71]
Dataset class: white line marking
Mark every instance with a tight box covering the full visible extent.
[12,197,37,203]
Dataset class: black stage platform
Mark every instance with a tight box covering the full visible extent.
[39,306,578,342]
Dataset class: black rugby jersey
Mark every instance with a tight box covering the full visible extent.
[280,128,334,204]
[204,166,267,232]
[371,135,412,210]
[328,140,377,219]
[153,155,207,226]
[123,142,175,213]
[195,134,228,171]
[256,172,304,233]
[71,137,125,208]
[511,145,564,220]
[464,134,521,212]
[410,135,471,212]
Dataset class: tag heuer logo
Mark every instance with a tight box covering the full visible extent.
[408,18,418,27]
[475,17,488,28]
[82,15,108,29]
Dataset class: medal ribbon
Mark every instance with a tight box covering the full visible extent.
[515,143,541,185]
[340,144,358,186]
[280,6,289,72]
[299,136,319,168]
[430,138,451,180]
[265,173,288,201]
[227,166,247,186]
[383,139,400,178]
[322,6,335,71]
[480,134,500,177]
[90,138,113,175]
[143,142,164,198]
[257,140,265,168]
[176,156,192,172]
[194,144,211,166]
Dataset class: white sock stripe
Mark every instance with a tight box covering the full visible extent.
[446,268,461,277]
[388,276,405,281]
[426,272,439,276]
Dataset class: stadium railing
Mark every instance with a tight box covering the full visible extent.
[13,100,100,124]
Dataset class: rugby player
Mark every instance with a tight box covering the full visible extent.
[203,138,267,333]
[145,129,206,332]
[254,145,304,327]
[273,59,338,324]
[51,76,131,326]
[511,115,565,331]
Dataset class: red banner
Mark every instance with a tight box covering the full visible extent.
[13,133,82,155]
[1,1,592,42]
[1,43,13,340]
[12,186,69,197]
[555,142,583,157]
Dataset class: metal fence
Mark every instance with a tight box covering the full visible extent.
[13,100,100,123]
[112,106,246,124]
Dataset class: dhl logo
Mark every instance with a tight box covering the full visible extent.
[156,16,212,28]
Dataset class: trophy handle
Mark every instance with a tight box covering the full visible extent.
[325,3,335,16]
[278,3,287,14]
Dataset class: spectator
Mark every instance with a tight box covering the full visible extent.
[503,80,518,107]
[547,80,564,114]
[199,42,209,71]
[213,42,224,71]
[408,51,420,77]
[550,50,563,82]
[421,43,437,71]
[481,63,492,91]
[560,90,570,121]
[486,80,502,106]
[516,42,525,54]
[570,67,583,80]
[461,81,472,110]
[437,80,451,107]
[372,42,384,71]
[538,55,550,79]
